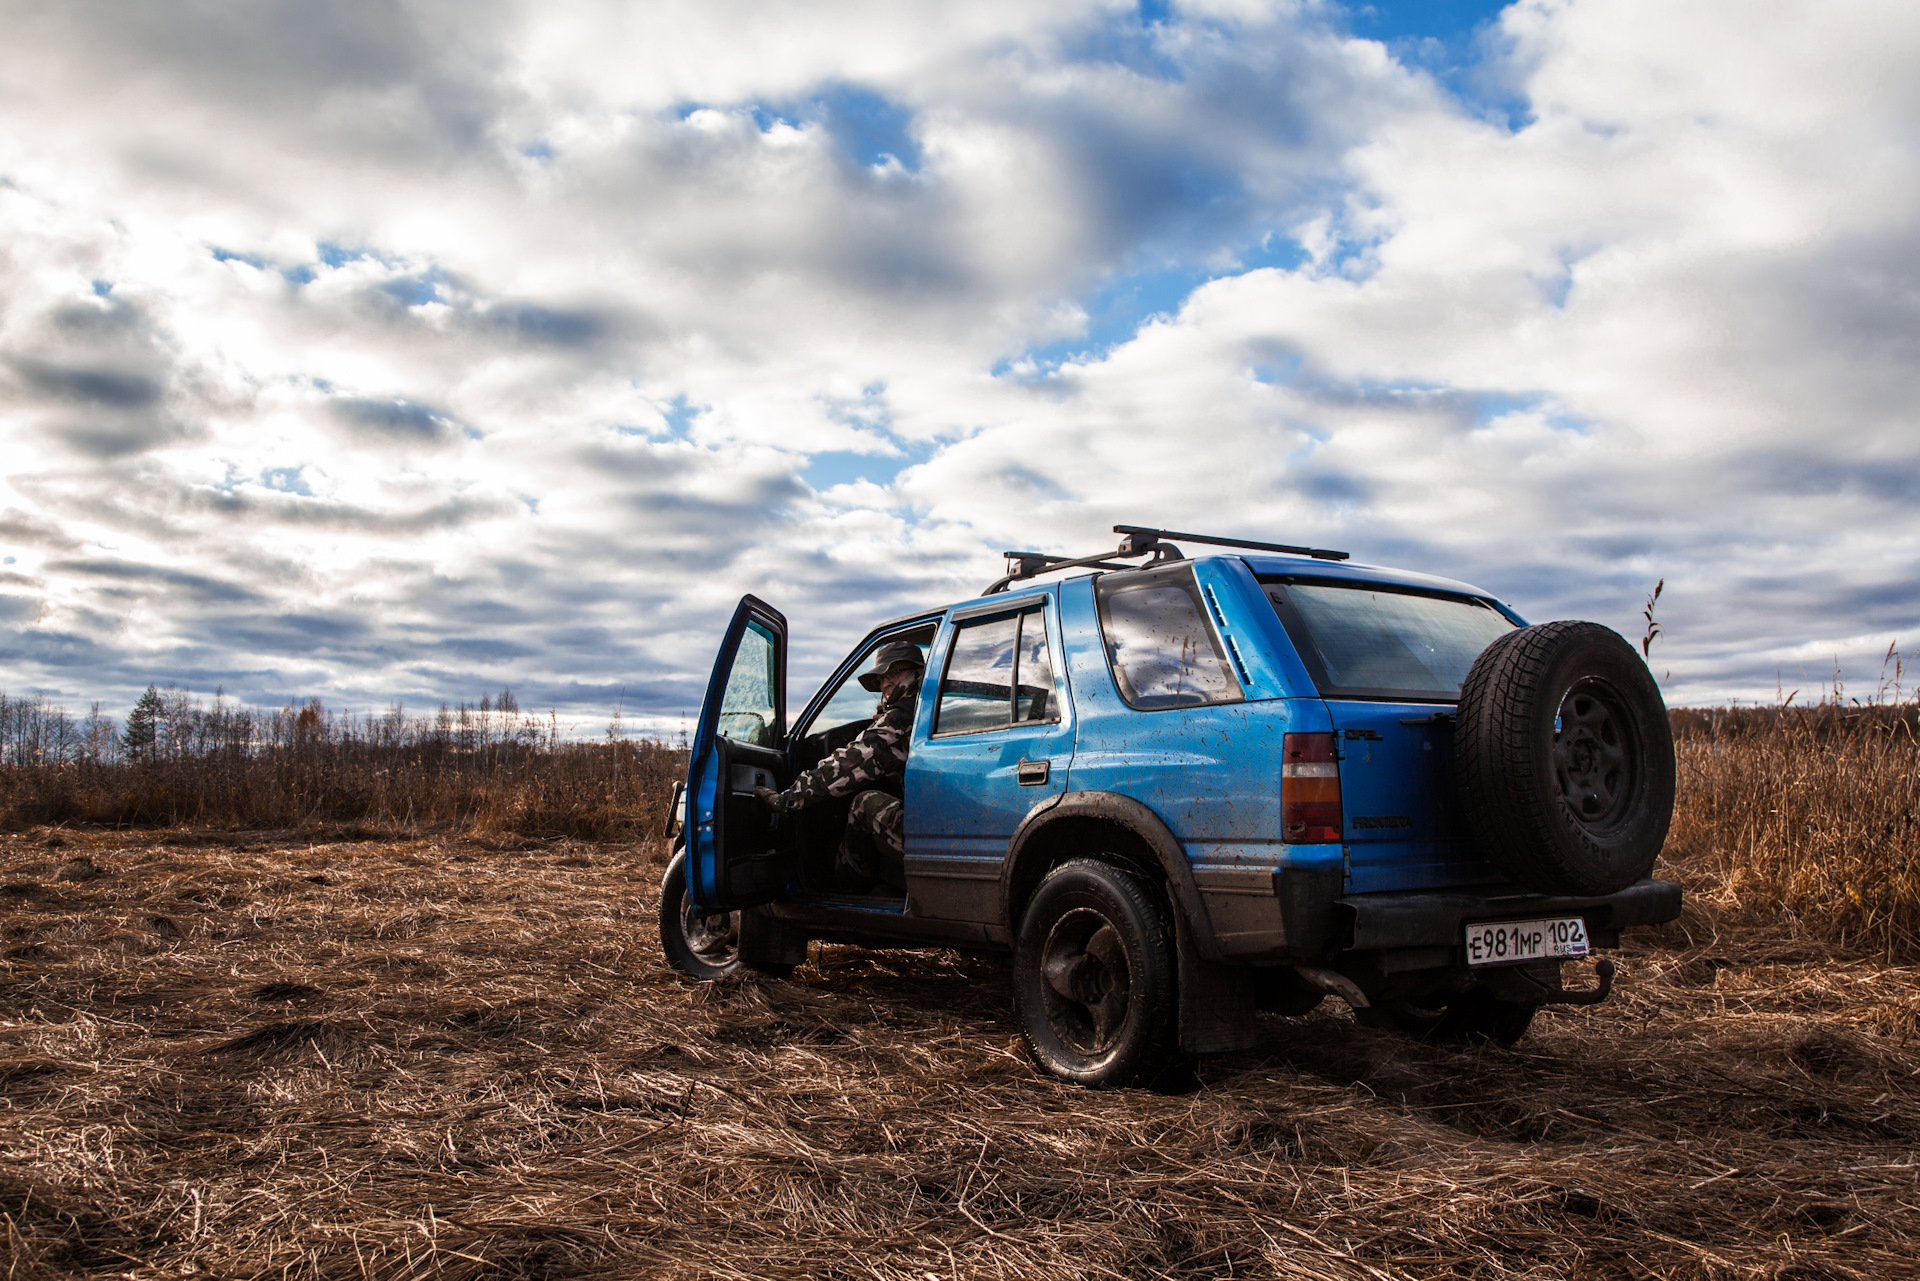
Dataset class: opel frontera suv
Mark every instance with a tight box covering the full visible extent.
[662,526,1680,1086]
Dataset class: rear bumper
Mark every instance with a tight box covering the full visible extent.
[1336,877,1682,952]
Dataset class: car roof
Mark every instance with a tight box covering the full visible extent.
[916,550,1502,619]
[1235,553,1497,600]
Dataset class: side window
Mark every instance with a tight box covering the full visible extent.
[935,607,1057,736]
[806,638,932,738]
[717,619,779,745]
[1096,566,1244,710]
[1015,612,1055,723]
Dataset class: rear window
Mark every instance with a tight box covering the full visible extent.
[1264,579,1514,701]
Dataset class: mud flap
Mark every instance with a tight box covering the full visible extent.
[1175,904,1257,1054]
[738,905,809,970]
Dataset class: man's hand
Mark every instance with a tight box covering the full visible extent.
[752,785,785,811]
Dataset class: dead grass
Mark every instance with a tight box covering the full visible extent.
[0,733,684,842]
[1670,705,1920,962]
[2,826,1915,1280]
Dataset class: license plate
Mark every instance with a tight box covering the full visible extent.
[1464,916,1589,966]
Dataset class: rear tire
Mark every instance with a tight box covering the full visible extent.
[1455,621,1675,896]
[1013,859,1177,1088]
[659,851,742,980]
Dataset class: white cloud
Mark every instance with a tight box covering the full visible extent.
[0,0,1916,724]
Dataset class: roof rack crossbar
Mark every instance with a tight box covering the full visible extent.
[981,524,1350,594]
[1113,524,1349,562]
[983,548,1140,595]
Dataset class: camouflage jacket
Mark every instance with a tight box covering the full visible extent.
[773,678,919,810]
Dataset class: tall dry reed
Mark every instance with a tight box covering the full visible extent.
[1666,702,1920,961]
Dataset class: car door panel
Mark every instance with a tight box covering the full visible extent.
[685,595,796,909]
[905,594,1074,923]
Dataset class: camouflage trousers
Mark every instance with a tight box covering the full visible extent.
[836,789,905,889]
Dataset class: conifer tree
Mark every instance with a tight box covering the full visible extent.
[123,685,163,761]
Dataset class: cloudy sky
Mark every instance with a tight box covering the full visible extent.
[2,0,1916,731]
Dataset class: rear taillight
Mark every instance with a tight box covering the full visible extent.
[1282,732,1342,843]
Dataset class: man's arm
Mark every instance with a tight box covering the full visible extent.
[756,698,915,812]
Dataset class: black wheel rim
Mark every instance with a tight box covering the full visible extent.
[1039,907,1131,1056]
[680,897,740,967]
[1552,677,1638,833]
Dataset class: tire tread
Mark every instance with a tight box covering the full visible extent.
[1455,621,1674,895]
[1013,858,1178,1088]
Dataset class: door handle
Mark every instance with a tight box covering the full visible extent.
[1016,758,1051,786]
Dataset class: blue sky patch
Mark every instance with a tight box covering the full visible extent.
[684,84,923,173]
[1346,0,1512,45]
[660,395,703,438]
[210,246,265,269]
[1001,234,1310,375]
[726,84,923,173]
[1342,1,1529,128]
[261,467,313,496]
[1531,250,1591,308]
[282,242,416,288]
[1252,351,1307,386]
[803,441,933,491]
[377,268,447,308]
[1475,390,1591,434]
[1057,1,1186,82]
[1002,262,1214,375]
[812,84,921,172]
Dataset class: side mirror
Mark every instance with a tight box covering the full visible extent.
[664,780,686,838]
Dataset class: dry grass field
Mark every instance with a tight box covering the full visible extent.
[1,704,1917,1279]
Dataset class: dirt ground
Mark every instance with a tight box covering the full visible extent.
[2,830,1916,1280]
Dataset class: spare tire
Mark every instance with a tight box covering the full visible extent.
[1455,621,1675,896]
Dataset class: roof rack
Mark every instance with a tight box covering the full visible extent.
[983,524,1349,593]
[1113,525,1349,562]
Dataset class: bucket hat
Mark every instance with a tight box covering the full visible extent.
[858,640,926,691]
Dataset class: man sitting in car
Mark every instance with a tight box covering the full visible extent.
[754,641,922,890]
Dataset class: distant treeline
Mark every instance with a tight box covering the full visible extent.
[0,687,683,839]
[0,686,598,767]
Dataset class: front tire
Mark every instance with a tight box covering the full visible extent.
[659,850,742,980]
[1013,859,1177,1087]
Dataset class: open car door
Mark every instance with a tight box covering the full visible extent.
[684,595,796,909]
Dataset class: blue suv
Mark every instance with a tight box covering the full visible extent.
[663,526,1681,1086]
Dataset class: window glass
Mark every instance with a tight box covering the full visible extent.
[807,640,931,737]
[717,619,778,745]
[1015,611,1056,723]
[1266,582,1513,699]
[936,613,1018,735]
[1096,567,1243,710]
